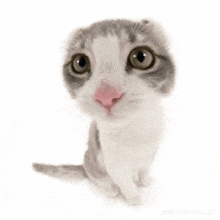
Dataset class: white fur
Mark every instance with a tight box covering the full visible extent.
[97,103,163,201]
[76,35,164,204]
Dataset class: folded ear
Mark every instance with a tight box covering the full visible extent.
[141,19,150,25]
[140,18,171,52]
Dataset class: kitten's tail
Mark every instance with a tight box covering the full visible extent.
[32,163,87,180]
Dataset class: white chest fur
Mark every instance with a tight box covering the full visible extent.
[96,105,163,203]
[97,104,163,188]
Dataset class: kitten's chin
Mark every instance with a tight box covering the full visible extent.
[77,97,143,122]
[94,112,130,125]
[95,106,141,123]
[80,105,135,122]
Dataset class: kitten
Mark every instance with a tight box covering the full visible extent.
[33,19,175,205]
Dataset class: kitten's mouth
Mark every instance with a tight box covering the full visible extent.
[105,110,121,120]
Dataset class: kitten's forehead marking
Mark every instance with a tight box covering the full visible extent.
[91,35,121,72]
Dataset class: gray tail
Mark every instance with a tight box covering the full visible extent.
[32,163,87,180]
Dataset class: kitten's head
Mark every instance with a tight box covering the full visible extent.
[63,19,175,121]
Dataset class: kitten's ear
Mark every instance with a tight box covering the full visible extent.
[143,19,171,51]
[141,19,150,25]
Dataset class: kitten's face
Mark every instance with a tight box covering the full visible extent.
[63,20,175,122]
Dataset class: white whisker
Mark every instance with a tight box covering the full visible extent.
[78,29,87,40]
[136,20,147,33]
[130,21,139,36]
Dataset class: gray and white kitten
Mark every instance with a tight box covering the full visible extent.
[33,19,175,205]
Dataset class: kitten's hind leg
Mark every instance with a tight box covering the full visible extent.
[84,149,119,197]
[83,122,119,198]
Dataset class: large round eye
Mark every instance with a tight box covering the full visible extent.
[71,54,90,74]
[128,47,155,70]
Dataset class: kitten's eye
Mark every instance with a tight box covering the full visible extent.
[128,47,155,70]
[71,54,90,74]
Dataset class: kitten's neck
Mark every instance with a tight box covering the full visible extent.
[96,103,164,134]
[96,103,164,166]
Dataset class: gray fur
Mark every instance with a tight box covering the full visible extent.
[33,122,102,179]
[140,55,175,94]
[33,121,119,195]
[32,163,87,180]
[83,121,105,178]
[67,19,143,50]
[62,61,92,98]
[83,122,119,196]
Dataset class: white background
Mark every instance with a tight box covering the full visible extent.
[1,0,220,219]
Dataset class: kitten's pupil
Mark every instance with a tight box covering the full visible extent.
[136,51,145,63]
[78,57,86,67]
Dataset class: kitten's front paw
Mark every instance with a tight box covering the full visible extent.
[105,184,119,198]
[139,176,152,188]
[126,195,142,206]
[136,170,152,188]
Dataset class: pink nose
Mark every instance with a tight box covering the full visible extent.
[94,84,123,110]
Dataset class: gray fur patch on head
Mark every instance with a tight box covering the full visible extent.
[62,19,175,97]
[63,61,91,98]
[141,55,175,94]
[68,19,143,50]
[84,122,107,179]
